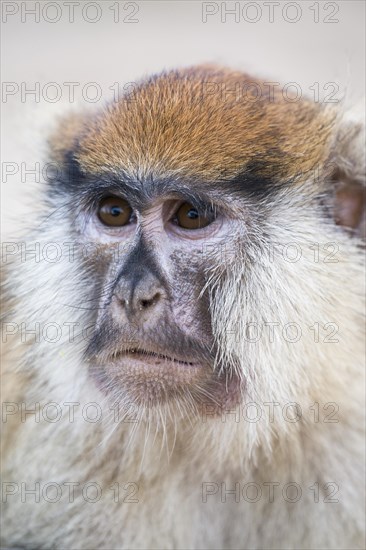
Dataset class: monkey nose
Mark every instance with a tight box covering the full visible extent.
[113,273,165,322]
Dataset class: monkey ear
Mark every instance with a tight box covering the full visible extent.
[329,106,366,238]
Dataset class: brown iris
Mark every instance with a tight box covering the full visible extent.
[175,202,211,230]
[98,197,132,226]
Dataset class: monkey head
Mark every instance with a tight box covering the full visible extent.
[8,66,365,431]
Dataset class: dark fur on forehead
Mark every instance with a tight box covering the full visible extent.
[49,64,337,195]
[51,147,292,212]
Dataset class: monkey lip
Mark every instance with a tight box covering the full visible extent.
[90,347,243,410]
[91,346,207,398]
[113,348,199,367]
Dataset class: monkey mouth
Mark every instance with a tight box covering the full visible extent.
[115,348,197,367]
[89,345,209,402]
[89,346,243,411]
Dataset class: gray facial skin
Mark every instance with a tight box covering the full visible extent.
[64,171,245,412]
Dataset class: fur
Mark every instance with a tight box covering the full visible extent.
[1,66,365,549]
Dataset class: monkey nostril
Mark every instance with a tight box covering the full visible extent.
[139,292,161,310]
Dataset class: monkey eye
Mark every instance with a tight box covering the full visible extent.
[97,197,133,227]
[173,202,213,230]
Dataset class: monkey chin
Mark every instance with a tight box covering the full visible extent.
[89,350,243,414]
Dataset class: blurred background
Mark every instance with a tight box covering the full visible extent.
[1,0,365,236]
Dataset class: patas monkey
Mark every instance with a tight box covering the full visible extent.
[1,65,365,549]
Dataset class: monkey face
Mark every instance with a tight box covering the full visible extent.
[66,173,243,410]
